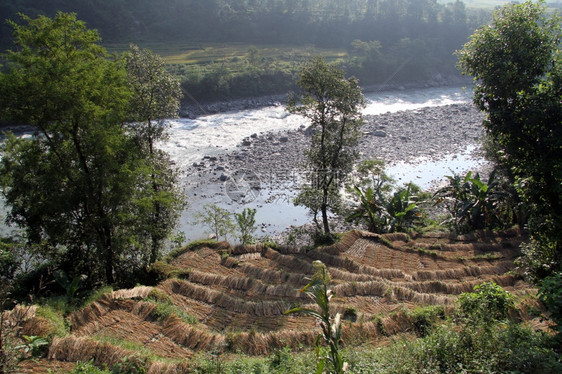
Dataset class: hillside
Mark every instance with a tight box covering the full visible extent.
[14,229,539,373]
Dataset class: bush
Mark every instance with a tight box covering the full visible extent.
[539,272,562,340]
[408,305,445,337]
[72,361,112,373]
[457,281,514,326]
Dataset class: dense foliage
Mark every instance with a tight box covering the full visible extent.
[458,0,561,278]
[458,0,562,338]
[0,0,482,49]
[434,170,516,233]
[0,13,183,286]
[1,0,491,102]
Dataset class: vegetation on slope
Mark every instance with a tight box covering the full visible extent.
[1,1,562,372]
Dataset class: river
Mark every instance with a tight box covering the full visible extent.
[165,86,473,172]
[169,85,487,242]
[1,85,486,242]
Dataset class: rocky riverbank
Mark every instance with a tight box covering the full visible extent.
[184,102,485,187]
[179,102,487,240]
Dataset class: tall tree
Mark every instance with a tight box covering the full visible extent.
[288,57,365,238]
[0,13,182,284]
[457,0,561,278]
[124,45,184,264]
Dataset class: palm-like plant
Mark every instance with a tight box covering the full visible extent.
[435,170,511,232]
[286,261,346,374]
[347,182,421,233]
[387,183,421,232]
[346,185,385,232]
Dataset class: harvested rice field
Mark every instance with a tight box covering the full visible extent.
[18,229,540,372]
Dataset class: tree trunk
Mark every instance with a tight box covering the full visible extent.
[103,224,115,284]
[321,196,330,235]
[0,310,5,374]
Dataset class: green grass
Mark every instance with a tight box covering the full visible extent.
[71,361,112,374]
[104,41,346,66]
[35,304,69,338]
[92,335,184,366]
[457,252,503,261]
[146,289,199,325]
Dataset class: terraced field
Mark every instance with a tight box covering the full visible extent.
[18,229,537,372]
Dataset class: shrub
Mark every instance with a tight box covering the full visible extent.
[235,208,257,246]
[408,305,445,337]
[457,281,514,326]
[71,360,112,373]
[539,272,562,340]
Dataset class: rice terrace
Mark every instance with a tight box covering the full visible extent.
[12,228,542,373]
[2,0,562,373]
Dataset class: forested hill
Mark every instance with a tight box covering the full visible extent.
[1,0,482,49]
[0,1,497,102]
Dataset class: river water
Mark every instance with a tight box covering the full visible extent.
[1,85,483,241]
[168,85,484,241]
[166,86,473,172]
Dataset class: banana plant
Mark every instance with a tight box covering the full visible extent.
[53,270,87,302]
[435,170,509,232]
[387,183,421,232]
[345,185,386,233]
[347,182,421,233]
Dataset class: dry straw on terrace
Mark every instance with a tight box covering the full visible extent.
[236,253,263,261]
[328,267,379,282]
[263,248,313,273]
[231,243,266,255]
[395,273,519,295]
[392,286,453,305]
[380,233,411,243]
[3,304,37,325]
[332,281,389,298]
[162,315,225,351]
[166,279,290,316]
[229,329,319,355]
[319,230,363,255]
[307,250,361,273]
[49,336,132,369]
[411,261,513,281]
[237,263,308,285]
[70,295,117,330]
[21,316,54,337]
[112,286,154,300]
[185,270,304,299]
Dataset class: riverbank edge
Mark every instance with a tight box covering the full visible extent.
[179,74,474,119]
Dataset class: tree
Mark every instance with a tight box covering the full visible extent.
[235,208,257,246]
[288,57,365,238]
[457,0,562,279]
[195,204,234,242]
[0,13,182,285]
[123,44,184,264]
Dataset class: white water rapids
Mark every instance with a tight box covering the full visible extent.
[1,85,486,241]
[166,86,473,172]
